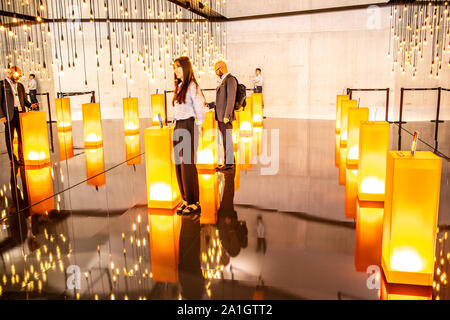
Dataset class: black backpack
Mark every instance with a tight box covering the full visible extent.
[228,75,247,110]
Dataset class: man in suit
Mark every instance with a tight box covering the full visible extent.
[209,61,237,173]
[0,66,33,166]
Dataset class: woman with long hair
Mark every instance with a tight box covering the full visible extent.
[172,56,206,215]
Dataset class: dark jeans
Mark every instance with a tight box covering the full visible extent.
[173,117,200,205]
[218,121,234,166]
[29,89,38,105]
[4,113,23,163]
[257,237,266,254]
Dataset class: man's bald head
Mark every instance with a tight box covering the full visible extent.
[214,60,228,77]
[8,66,22,82]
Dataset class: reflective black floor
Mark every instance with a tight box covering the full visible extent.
[0,118,449,300]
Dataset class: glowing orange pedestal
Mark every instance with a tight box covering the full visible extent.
[145,126,181,209]
[148,211,181,283]
[345,107,369,218]
[238,136,253,170]
[252,93,263,127]
[338,100,357,185]
[358,121,390,202]
[335,95,350,167]
[234,152,241,191]
[382,151,442,286]
[55,98,72,132]
[20,111,51,168]
[355,121,390,272]
[239,97,253,137]
[123,97,140,135]
[82,103,103,149]
[252,126,262,157]
[197,112,218,172]
[151,94,166,126]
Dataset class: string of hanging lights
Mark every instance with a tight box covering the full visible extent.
[0,0,227,87]
[389,0,449,80]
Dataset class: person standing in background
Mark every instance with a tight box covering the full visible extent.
[208,60,237,173]
[253,68,263,93]
[256,215,266,254]
[0,66,33,166]
[28,74,39,110]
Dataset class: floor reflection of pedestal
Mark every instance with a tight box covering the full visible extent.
[355,199,384,272]
[148,208,181,283]
[380,270,432,300]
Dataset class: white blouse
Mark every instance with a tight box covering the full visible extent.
[174,81,206,126]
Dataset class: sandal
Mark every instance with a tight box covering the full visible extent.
[176,201,188,215]
[182,202,201,216]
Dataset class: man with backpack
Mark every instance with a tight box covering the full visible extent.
[208,60,246,173]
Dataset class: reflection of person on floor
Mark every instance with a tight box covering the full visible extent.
[178,215,204,299]
[256,215,266,254]
[0,165,33,253]
[172,56,206,216]
[217,167,248,258]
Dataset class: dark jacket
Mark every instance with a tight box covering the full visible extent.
[0,79,30,121]
[214,74,237,123]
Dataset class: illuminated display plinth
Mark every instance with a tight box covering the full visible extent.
[20,111,50,168]
[336,95,350,135]
[339,100,357,185]
[345,107,369,218]
[239,97,253,137]
[234,151,241,191]
[238,136,253,170]
[148,211,181,283]
[335,134,340,168]
[382,151,442,286]
[197,138,218,172]
[145,126,181,209]
[380,271,432,300]
[355,199,384,272]
[13,129,18,159]
[82,103,103,149]
[252,93,263,127]
[345,166,359,219]
[25,165,54,215]
[335,95,350,167]
[197,112,218,172]
[199,173,220,225]
[232,119,239,153]
[55,98,72,132]
[125,134,141,165]
[358,121,390,202]
[202,110,217,144]
[123,97,140,135]
[85,147,106,187]
[58,131,74,161]
[151,94,166,126]
[252,126,262,156]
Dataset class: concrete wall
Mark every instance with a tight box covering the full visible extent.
[226,4,450,121]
